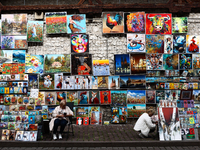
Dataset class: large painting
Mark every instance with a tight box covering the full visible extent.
[127,34,145,53]
[172,17,188,33]
[146,35,164,53]
[71,34,89,53]
[93,60,110,76]
[130,54,146,74]
[27,21,43,42]
[114,54,130,75]
[25,55,44,74]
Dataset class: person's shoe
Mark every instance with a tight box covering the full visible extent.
[58,134,62,139]
[53,134,57,140]
[138,133,145,139]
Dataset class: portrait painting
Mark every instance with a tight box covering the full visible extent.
[164,35,173,54]
[89,91,100,105]
[163,54,179,70]
[127,104,146,118]
[100,91,111,105]
[63,76,75,89]
[130,54,146,74]
[78,91,89,105]
[56,92,67,105]
[146,35,164,53]
[127,34,145,53]
[45,92,56,105]
[172,17,188,33]
[27,21,43,42]
[71,34,89,53]
[114,54,130,75]
[186,35,200,53]
[146,90,156,104]
[146,54,163,70]
[93,60,110,76]
[127,90,145,104]
[54,73,64,90]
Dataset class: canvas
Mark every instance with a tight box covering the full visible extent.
[124,12,145,33]
[63,76,75,89]
[12,50,26,63]
[91,76,98,89]
[120,75,146,89]
[193,54,200,69]
[158,107,182,141]
[0,50,13,65]
[179,54,192,70]
[29,131,37,141]
[146,54,163,70]
[15,131,24,141]
[146,13,172,34]
[163,54,179,70]
[67,91,78,105]
[28,74,38,89]
[67,14,86,34]
[71,54,92,75]
[108,76,120,89]
[78,91,89,105]
[14,36,27,49]
[1,36,15,49]
[2,130,10,140]
[127,104,146,118]
[89,91,100,104]
[164,35,173,54]
[0,19,1,46]
[2,14,27,36]
[25,54,44,74]
[39,74,54,90]
[156,90,165,103]
[111,90,127,106]
[172,17,188,33]
[102,12,124,33]
[193,90,200,103]
[88,106,100,118]
[127,90,146,104]
[127,34,145,53]
[114,54,130,75]
[97,76,108,89]
[71,34,89,53]
[186,35,200,53]
[56,92,67,105]
[130,54,146,74]
[76,107,88,117]
[100,91,111,105]
[8,130,16,141]
[93,60,110,76]
[45,12,67,34]
[173,35,186,53]
[90,111,100,125]
[27,21,43,42]
[146,90,156,104]
[54,73,64,90]
[45,92,56,105]
[146,35,164,53]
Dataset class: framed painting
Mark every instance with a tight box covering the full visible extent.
[127,34,145,53]
[100,91,111,105]
[163,54,179,70]
[127,104,146,118]
[56,92,67,105]
[27,21,43,42]
[180,90,193,100]
[146,90,156,103]
[1,36,15,49]
[0,19,1,46]
[28,74,39,89]
[108,76,120,89]
[76,107,88,117]
[102,12,124,34]
[63,76,75,89]
[39,74,54,90]
[45,12,67,34]
[120,75,146,89]
[186,35,200,53]
[173,35,186,53]
[45,92,56,105]
[130,53,146,74]
[71,34,89,53]
[172,17,188,33]
[146,54,163,70]
[0,50,13,65]
[89,91,100,105]
[146,13,172,34]
[114,54,130,75]
[93,60,110,76]
[164,35,173,54]
[146,35,164,53]
[127,90,146,104]
[179,54,192,70]
[14,36,27,49]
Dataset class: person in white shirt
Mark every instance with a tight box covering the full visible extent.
[49,100,73,140]
[134,109,157,138]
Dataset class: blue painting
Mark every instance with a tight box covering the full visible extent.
[12,50,26,63]
[114,54,130,75]
[173,35,186,53]
[120,75,146,89]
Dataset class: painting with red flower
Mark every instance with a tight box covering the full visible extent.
[27,21,43,42]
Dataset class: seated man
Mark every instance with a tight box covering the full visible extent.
[134,109,157,138]
[49,100,73,140]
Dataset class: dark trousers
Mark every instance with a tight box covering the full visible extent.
[53,119,68,134]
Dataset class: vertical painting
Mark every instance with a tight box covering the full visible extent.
[67,14,86,34]
[146,90,156,104]
[56,92,67,105]
[45,12,67,34]
[78,91,89,105]
[127,34,145,53]
[39,74,54,90]
[97,76,108,89]
[146,35,164,53]
[25,54,44,73]
[44,54,70,73]
[89,91,100,104]
[67,91,78,105]
[0,19,1,46]
[1,14,27,36]
[163,54,179,70]
[172,17,188,33]
[108,76,120,89]
[100,91,111,105]
[71,54,92,75]
[0,50,13,65]
[127,90,146,104]
[164,35,173,54]
[146,13,172,34]
[1,36,15,49]
[12,50,26,63]
[54,73,64,90]
[102,12,124,33]
[27,21,43,42]
[130,54,146,74]
[124,12,145,33]
[111,90,127,106]
[71,34,89,53]
[193,54,200,69]
[93,60,110,76]
[120,75,146,89]
[173,35,186,53]
[127,104,146,118]
[158,107,182,141]
[146,54,163,70]
[179,54,192,70]
[45,92,56,105]
[114,54,130,75]
[28,75,38,89]
[186,35,200,53]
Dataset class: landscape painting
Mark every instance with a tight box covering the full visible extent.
[127,34,145,53]
[130,54,146,74]
[27,21,43,42]
[114,54,130,75]
[93,60,110,76]
[146,35,164,53]
[12,50,26,63]
[127,104,146,118]
[120,75,146,89]
[193,54,200,69]
[127,90,146,104]
[108,76,120,89]
[172,17,188,33]
[0,50,13,65]
[44,54,70,73]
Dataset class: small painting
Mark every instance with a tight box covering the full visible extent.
[45,12,67,34]
[67,14,86,34]
[127,104,146,118]
[111,90,127,106]
[173,35,186,53]
[27,21,43,42]
[102,12,124,33]
[56,92,67,105]
[45,92,56,105]
[164,35,173,54]
[28,74,38,89]
[93,60,110,76]
[130,54,146,74]
[120,75,146,89]
[127,34,145,53]
[39,74,54,90]
[180,90,193,100]
[97,76,108,89]
[89,91,100,104]
[14,36,27,49]
[63,76,75,89]
[54,73,64,90]
[76,107,88,117]
[146,54,163,70]
[78,91,89,105]
[163,54,179,70]
[127,90,146,104]
[146,90,156,104]
[193,54,200,69]
[12,50,26,63]
[186,35,200,53]
[1,36,15,49]
[108,76,120,89]
[67,91,78,105]
[114,54,130,75]
[71,34,89,53]
[0,50,13,65]
[179,54,192,70]
[172,17,188,33]
[146,35,164,53]
[146,13,172,34]
[100,91,111,105]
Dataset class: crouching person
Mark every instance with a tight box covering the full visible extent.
[134,109,157,138]
[49,100,73,140]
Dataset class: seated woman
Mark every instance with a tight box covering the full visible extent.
[49,100,73,140]
[134,109,157,138]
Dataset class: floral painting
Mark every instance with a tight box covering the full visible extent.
[27,21,43,42]
[1,36,15,49]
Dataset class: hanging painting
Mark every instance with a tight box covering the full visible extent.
[108,76,120,89]
[100,91,111,105]
[127,90,146,104]
[146,90,156,104]
[67,91,78,105]
[56,92,67,105]
[146,35,164,53]
[179,54,192,70]
[163,54,179,70]
[146,54,163,70]
[127,104,146,118]
[172,17,188,33]
[45,92,56,105]
[71,34,89,53]
[89,91,100,104]
[27,21,43,42]
[173,35,186,53]
[111,90,127,106]
[130,54,146,74]
[127,34,145,53]
[54,73,64,90]
[78,91,89,105]
[39,74,54,90]
[93,60,110,76]
[114,54,130,75]
[97,76,108,89]
[164,35,173,54]
[193,54,200,69]
[120,75,146,89]
[186,35,200,53]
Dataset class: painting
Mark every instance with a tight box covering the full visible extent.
[0,19,1,46]
[186,35,200,53]
[63,76,75,89]
[102,12,124,33]
[193,54,200,69]
[172,17,188,33]
[173,35,186,53]
[28,74,38,89]
[76,107,88,117]
[158,107,182,141]
[111,90,127,106]
[89,91,100,104]
[100,91,111,105]
[67,14,86,34]
[164,35,173,54]
[27,21,43,42]
[78,91,89,105]
[124,12,145,33]
[127,104,146,118]
[156,90,165,103]
[14,36,27,49]
[90,110,100,125]
[45,92,56,105]
[114,54,130,75]
[0,50,13,65]
[180,90,193,100]
[163,54,179,70]
[127,34,145,53]
[146,13,172,34]
[108,76,120,89]
[1,14,27,36]
[127,90,145,104]
[12,50,26,63]
[25,54,44,74]
[93,60,110,76]
[146,35,164,53]
[67,91,78,105]
[120,75,146,89]
[146,54,163,70]
[97,76,108,89]
[146,91,156,104]
[54,73,64,90]
[179,54,192,70]
[71,54,92,75]
[46,12,67,34]
[1,36,15,49]
[71,34,89,53]
[130,54,146,74]
[39,74,54,90]
[56,92,67,105]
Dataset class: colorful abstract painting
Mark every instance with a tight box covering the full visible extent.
[146,54,163,70]
[186,35,200,53]
[124,12,145,33]
[172,17,188,33]
[164,35,173,54]
[146,13,172,34]
[71,34,89,53]
[102,12,124,33]
[163,54,179,70]
[45,12,67,34]
[127,90,146,104]
[146,35,164,53]
[173,35,186,53]
[114,54,130,75]
[179,54,192,70]
[127,104,146,118]
[27,21,43,42]
[25,54,44,73]
[67,14,86,34]
[93,60,110,76]
[127,34,145,53]
[130,54,146,74]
